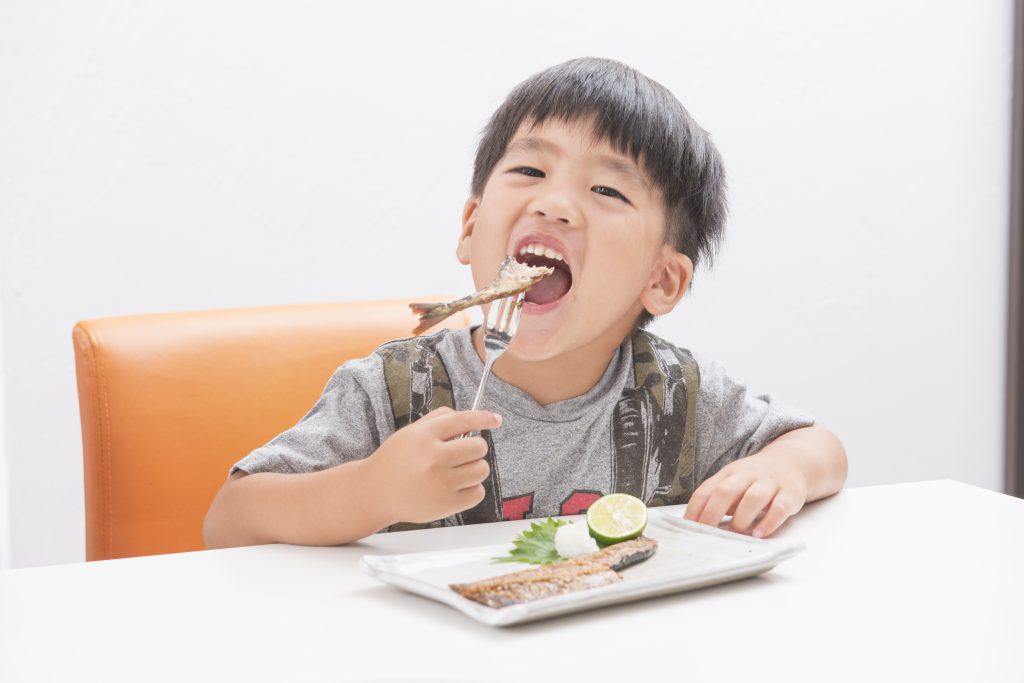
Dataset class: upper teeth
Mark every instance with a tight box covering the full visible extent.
[518,243,564,261]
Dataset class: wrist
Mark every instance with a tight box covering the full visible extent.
[349,456,398,531]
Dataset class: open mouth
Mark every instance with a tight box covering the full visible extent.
[514,242,573,306]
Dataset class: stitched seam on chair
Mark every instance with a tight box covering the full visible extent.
[77,328,108,559]
[85,328,114,560]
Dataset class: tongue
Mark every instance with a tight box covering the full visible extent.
[525,269,571,305]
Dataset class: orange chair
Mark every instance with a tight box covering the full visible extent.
[73,299,469,561]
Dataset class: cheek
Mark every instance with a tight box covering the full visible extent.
[572,246,650,321]
[470,223,506,260]
[467,232,507,288]
[591,233,652,284]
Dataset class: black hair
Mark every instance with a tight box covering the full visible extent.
[471,57,727,329]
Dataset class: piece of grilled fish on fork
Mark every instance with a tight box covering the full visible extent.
[450,537,658,609]
[410,256,553,335]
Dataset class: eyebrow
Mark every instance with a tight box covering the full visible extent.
[504,136,651,193]
[505,136,560,157]
[594,154,651,193]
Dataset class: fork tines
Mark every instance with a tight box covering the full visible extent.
[487,292,524,338]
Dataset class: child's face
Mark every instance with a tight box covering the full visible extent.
[457,118,692,361]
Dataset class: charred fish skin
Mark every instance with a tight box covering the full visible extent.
[449,537,658,608]
[596,537,658,571]
[409,257,553,334]
[450,562,621,608]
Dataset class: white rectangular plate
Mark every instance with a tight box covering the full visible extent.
[359,509,805,626]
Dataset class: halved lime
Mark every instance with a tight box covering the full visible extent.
[586,493,648,544]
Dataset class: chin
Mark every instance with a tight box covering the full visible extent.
[505,325,566,362]
[492,284,564,356]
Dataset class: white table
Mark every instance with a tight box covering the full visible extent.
[1,480,1022,682]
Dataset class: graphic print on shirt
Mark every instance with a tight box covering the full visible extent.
[610,334,693,505]
[501,490,605,519]
[559,490,603,516]
[501,493,534,521]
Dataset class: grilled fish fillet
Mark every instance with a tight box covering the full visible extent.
[450,537,658,609]
[409,257,554,335]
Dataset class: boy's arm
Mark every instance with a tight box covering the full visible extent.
[204,462,386,548]
[683,424,847,538]
[203,408,502,548]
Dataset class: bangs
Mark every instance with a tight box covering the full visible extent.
[516,67,695,206]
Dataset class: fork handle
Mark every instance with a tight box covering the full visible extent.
[459,353,497,439]
[470,353,497,412]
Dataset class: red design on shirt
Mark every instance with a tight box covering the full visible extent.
[501,494,534,521]
[559,490,603,516]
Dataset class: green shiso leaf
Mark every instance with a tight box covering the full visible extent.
[492,517,568,565]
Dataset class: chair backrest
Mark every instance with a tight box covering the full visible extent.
[72,299,468,561]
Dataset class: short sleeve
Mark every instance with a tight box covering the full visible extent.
[692,352,816,484]
[229,353,395,476]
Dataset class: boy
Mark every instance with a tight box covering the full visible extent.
[204,58,847,548]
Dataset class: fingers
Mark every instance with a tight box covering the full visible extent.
[752,493,802,538]
[684,479,716,520]
[728,481,779,533]
[684,466,747,521]
[423,409,502,440]
[455,484,487,510]
[682,471,723,522]
[694,474,754,528]
[417,406,453,422]
[444,436,489,467]
[451,457,490,489]
[687,475,802,538]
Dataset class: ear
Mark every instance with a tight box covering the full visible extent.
[456,197,479,265]
[640,247,693,316]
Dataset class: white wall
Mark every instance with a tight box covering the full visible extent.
[0,0,1013,568]
[0,276,8,571]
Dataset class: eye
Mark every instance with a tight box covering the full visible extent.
[592,185,631,205]
[509,166,545,178]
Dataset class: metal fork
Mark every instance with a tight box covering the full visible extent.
[464,291,525,426]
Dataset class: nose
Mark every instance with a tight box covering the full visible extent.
[527,186,582,227]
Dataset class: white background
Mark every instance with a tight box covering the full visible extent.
[0,0,1014,569]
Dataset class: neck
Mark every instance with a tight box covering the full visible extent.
[470,326,631,406]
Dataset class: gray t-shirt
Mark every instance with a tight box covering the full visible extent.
[231,327,814,520]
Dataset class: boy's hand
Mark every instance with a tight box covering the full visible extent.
[683,452,809,538]
[364,407,502,525]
